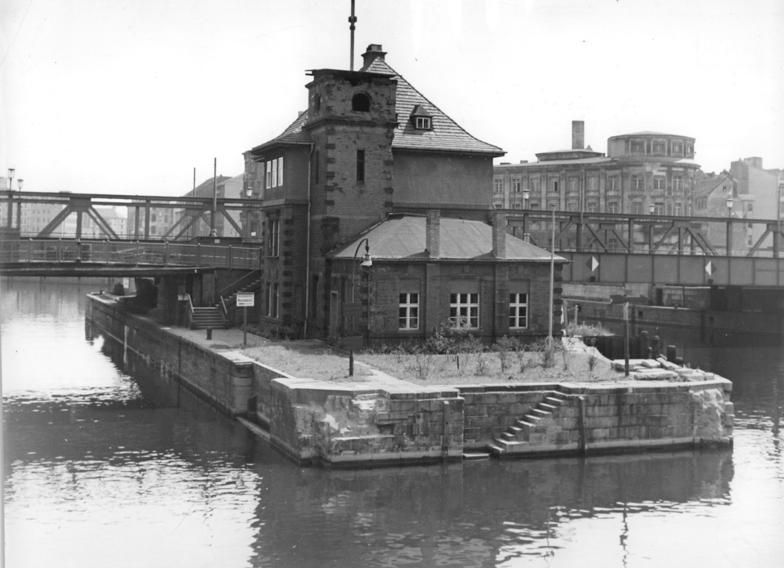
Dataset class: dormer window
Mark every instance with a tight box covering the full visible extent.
[410,105,433,130]
[352,93,370,112]
[415,116,431,130]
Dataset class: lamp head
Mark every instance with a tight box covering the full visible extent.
[360,253,373,268]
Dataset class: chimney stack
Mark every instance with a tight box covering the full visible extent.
[361,44,386,70]
[492,212,507,259]
[571,120,585,150]
[426,210,440,258]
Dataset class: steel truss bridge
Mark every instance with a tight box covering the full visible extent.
[1,191,783,286]
[0,189,261,241]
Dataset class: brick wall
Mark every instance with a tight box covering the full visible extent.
[330,259,561,345]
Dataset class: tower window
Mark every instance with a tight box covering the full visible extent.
[356,149,365,183]
[352,93,370,112]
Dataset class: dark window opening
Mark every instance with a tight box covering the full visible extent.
[352,93,370,112]
[356,149,365,183]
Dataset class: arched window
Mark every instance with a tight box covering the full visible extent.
[352,93,370,112]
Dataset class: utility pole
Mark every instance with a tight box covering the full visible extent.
[210,158,217,238]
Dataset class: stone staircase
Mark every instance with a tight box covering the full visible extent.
[488,390,571,457]
[190,306,228,330]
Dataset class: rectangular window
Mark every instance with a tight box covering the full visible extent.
[267,217,280,256]
[415,116,431,129]
[653,176,665,191]
[512,178,521,193]
[587,176,598,191]
[398,292,419,330]
[568,177,579,193]
[609,176,619,192]
[550,178,559,193]
[508,293,528,329]
[449,292,478,329]
[674,203,682,216]
[356,149,365,183]
[607,201,619,213]
[531,177,540,192]
[277,156,284,186]
[494,178,504,194]
[672,177,682,193]
[264,161,271,189]
[267,282,279,318]
[632,175,643,191]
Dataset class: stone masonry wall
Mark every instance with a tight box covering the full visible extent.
[87,296,254,416]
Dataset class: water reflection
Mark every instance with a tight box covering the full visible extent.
[3,277,784,567]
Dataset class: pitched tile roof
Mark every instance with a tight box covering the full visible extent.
[331,215,566,262]
[249,49,504,157]
[360,57,504,156]
[248,111,311,155]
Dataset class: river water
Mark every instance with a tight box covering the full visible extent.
[2,278,783,568]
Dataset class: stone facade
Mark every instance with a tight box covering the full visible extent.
[244,45,506,343]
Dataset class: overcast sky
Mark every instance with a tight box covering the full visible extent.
[1,0,782,195]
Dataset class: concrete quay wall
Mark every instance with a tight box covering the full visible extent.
[87,295,733,467]
[87,294,256,416]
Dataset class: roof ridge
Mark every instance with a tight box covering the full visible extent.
[366,58,503,154]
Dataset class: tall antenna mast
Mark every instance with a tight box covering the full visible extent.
[349,0,357,70]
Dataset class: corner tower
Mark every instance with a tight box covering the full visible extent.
[304,68,398,254]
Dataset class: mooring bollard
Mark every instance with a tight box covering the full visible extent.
[206,328,212,340]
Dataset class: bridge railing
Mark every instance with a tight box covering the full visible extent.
[0,238,261,270]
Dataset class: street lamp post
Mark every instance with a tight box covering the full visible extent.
[726,197,734,256]
[547,205,555,347]
[351,237,373,351]
[15,178,23,229]
[6,168,15,228]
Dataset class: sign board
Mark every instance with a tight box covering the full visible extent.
[236,292,255,307]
